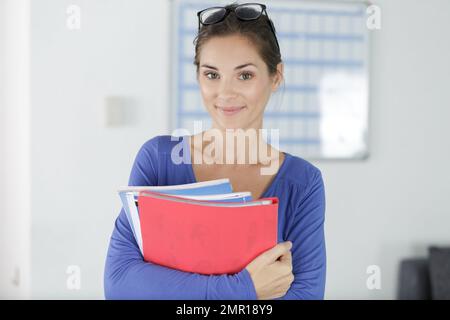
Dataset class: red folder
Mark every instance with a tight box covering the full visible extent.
[138,191,278,275]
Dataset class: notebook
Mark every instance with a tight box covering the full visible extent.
[138,190,278,275]
[118,178,250,253]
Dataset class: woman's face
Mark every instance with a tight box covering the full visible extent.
[197,34,283,131]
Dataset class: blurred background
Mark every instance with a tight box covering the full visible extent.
[1,0,449,299]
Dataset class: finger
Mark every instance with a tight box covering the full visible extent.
[262,241,292,264]
[279,250,292,263]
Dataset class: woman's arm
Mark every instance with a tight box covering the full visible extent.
[276,169,327,300]
[104,208,257,300]
[104,136,257,299]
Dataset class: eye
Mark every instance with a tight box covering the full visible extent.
[204,71,219,80]
[239,72,253,81]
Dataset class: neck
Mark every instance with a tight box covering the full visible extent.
[191,125,280,168]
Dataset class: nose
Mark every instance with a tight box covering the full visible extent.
[217,77,238,102]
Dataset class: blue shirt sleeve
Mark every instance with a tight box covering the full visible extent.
[276,169,327,300]
[103,137,258,300]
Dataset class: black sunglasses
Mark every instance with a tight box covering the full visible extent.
[197,3,280,51]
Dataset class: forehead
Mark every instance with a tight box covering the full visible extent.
[199,34,264,68]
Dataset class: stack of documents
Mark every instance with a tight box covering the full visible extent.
[118,178,278,275]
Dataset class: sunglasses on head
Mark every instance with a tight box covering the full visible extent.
[197,3,280,51]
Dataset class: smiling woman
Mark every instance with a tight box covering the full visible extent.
[104,2,326,300]
[196,35,282,130]
[193,3,283,132]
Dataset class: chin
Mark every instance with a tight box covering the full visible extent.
[218,121,252,132]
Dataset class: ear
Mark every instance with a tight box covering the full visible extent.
[271,62,284,92]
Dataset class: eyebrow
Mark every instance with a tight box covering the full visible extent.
[200,63,257,70]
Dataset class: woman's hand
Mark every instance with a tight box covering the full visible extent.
[245,241,294,300]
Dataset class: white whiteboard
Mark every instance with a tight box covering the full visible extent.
[169,0,371,160]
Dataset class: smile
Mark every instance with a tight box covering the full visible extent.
[215,105,246,116]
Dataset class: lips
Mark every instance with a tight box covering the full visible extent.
[215,105,246,116]
[218,106,244,111]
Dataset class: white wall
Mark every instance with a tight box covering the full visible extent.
[0,0,6,298]
[322,0,450,299]
[0,0,31,299]
[29,0,170,298]
[1,0,449,299]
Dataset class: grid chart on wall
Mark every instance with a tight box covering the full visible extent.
[170,0,370,160]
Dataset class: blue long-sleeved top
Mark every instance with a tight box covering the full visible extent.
[104,135,326,300]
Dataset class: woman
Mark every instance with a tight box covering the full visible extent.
[104,2,326,300]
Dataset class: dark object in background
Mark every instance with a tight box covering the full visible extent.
[397,258,431,300]
[429,247,450,300]
[397,246,450,300]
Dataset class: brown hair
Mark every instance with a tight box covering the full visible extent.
[193,2,282,79]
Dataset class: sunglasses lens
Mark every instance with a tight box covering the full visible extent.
[235,4,263,20]
[200,8,227,25]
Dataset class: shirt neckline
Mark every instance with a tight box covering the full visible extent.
[183,135,291,199]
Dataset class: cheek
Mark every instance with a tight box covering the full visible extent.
[199,80,215,100]
[246,81,272,107]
